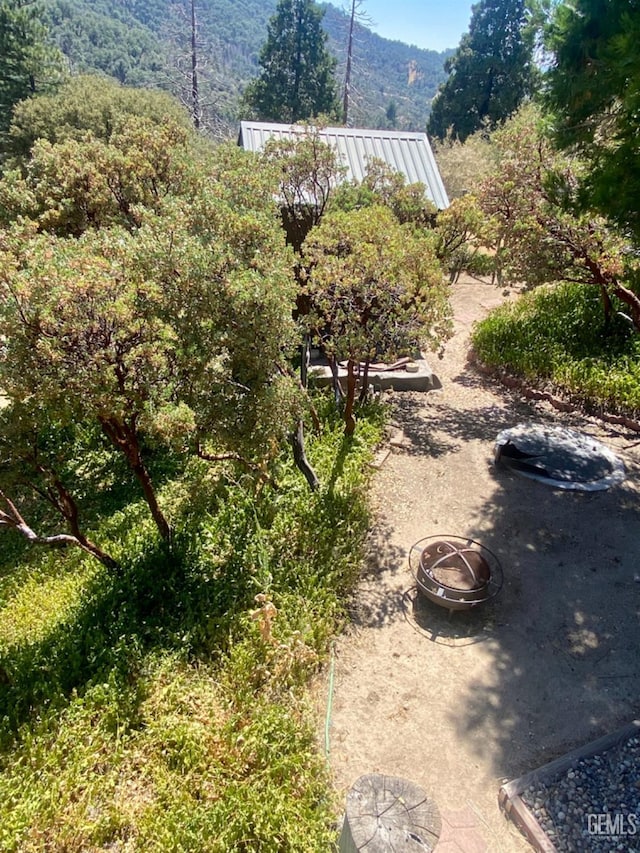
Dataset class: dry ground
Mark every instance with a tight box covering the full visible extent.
[318,276,640,851]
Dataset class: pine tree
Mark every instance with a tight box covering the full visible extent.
[242,0,339,123]
[0,0,65,137]
[545,0,640,239]
[427,0,535,142]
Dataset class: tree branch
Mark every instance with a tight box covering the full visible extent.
[196,445,278,489]
[0,489,118,568]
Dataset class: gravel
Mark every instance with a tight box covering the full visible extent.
[521,736,640,852]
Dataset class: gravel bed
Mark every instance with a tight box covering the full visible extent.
[521,736,640,852]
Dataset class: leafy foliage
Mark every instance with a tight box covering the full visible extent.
[433,193,496,282]
[2,74,192,167]
[432,127,496,199]
[544,0,640,239]
[260,124,345,252]
[427,0,536,141]
[0,43,396,853]
[0,0,65,137]
[470,105,640,327]
[472,281,640,417]
[302,205,450,433]
[0,399,383,850]
[50,0,166,86]
[330,158,438,228]
[0,120,194,232]
[303,205,449,361]
[242,0,339,123]
[0,90,298,553]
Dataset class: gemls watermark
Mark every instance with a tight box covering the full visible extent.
[586,813,639,837]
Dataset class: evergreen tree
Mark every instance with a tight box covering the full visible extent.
[545,0,640,239]
[242,0,339,123]
[427,0,535,142]
[0,0,65,137]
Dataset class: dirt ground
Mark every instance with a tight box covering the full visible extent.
[318,276,640,851]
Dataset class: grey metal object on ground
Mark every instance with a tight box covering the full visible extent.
[309,357,441,392]
[495,424,625,491]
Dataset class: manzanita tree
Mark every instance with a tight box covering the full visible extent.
[302,205,451,435]
[473,106,640,329]
[0,102,299,564]
[260,124,345,253]
[2,75,192,166]
[0,402,121,569]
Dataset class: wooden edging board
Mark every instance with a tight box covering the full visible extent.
[498,719,640,852]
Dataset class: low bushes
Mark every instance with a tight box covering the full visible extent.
[472,282,640,417]
[0,395,384,851]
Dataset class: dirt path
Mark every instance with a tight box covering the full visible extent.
[320,277,640,851]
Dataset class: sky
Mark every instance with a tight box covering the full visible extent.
[355,0,475,53]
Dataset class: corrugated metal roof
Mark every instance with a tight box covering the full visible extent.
[239,121,449,210]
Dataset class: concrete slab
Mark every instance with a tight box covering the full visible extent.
[309,357,442,392]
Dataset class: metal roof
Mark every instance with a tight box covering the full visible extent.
[238,121,449,210]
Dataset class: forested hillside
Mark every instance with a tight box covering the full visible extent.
[44,0,451,132]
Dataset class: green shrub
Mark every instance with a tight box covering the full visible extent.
[0,396,384,850]
[472,281,640,415]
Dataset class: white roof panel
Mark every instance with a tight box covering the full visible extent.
[239,121,449,210]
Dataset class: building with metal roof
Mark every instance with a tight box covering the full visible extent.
[238,121,449,210]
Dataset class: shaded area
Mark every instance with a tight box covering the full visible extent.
[392,393,535,458]
[0,534,255,746]
[350,515,407,629]
[453,457,640,782]
[0,456,374,747]
[323,276,640,852]
[401,586,501,647]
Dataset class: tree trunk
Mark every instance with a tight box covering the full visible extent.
[612,283,640,331]
[290,419,319,491]
[100,417,172,541]
[344,359,358,436]
[51,474,120,569]
[190,0,201,130]
[300,335,311,389]
[600,284,613,326]
[342,0,356,125]
[291,335,320,489]
[131,457,172,541]
[358,360,370,403]
[329,355,344,405]
[0,489,119,570]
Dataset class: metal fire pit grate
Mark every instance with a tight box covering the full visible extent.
[409,536,503,614]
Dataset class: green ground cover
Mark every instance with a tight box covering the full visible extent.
[472,282,640,418]
[0,397,384,851]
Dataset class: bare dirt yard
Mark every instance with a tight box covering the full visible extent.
[318,276,640,851]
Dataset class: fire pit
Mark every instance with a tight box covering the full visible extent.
[409,536,503,614]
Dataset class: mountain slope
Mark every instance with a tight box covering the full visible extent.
[44,0,451,132]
